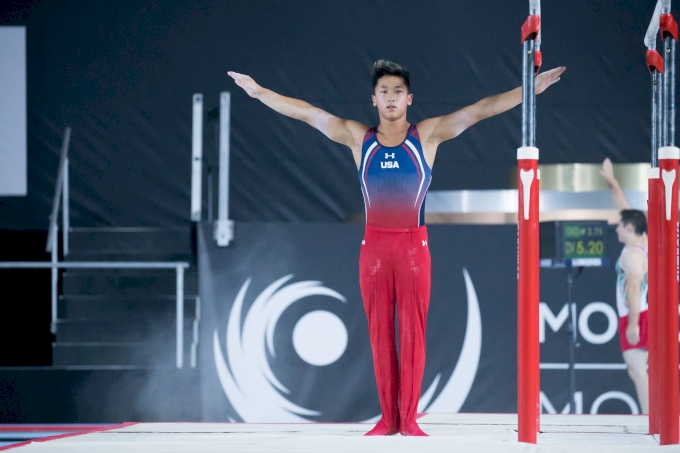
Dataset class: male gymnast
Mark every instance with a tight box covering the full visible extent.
[229,60,565,435]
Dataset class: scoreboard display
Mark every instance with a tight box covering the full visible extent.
[540,221,609,268]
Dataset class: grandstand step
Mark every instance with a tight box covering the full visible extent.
[59,295,198,320]
[61,269,197,296]
[55,319,196,343]
[51,226,199,368]
[51,341,193,367]
[67,227,193,255]
[52,343,165,367]
[63,251,194,262]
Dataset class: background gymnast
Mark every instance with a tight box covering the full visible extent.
[600,158,649,414]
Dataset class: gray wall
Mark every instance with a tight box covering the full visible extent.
[0,26,26,196]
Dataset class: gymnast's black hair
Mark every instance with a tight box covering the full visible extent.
[620,209,647,235]
[372,60,410,92]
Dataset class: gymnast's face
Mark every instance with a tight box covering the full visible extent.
[372,76,412,121]
[616,219,634,244]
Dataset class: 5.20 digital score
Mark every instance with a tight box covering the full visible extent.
[563,224,606,259]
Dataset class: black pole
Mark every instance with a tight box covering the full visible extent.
[669,37,676,146]
[653,70,662,167]
[664,34,674,147]
[566,273,576,414]
[522,40,536,148]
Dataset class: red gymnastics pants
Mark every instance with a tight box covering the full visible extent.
[359,225,431,431]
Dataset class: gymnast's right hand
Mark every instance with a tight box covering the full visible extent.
[228,71,263,98]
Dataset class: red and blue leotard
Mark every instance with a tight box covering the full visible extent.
[359,124,432,228]
[358,124,432,436]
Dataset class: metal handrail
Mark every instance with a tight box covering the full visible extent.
[42,127,73,339]
[0,261,190,369]
[0,262,188,269]
[46,127,71,254]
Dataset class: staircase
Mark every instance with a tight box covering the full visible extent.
[53,227,199,368]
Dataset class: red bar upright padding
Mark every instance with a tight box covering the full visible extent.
[660,13,679,41]
[646,49,665,74]
[517,148,540,444]
[647,172,661,435]
[521,15,540,43]
[658,149,679,445]
[534,50,543,75]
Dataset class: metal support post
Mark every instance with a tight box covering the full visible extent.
[176,264,185,369]
[566,268,582,414]
[191,94,203,222]
[662,6,677,148]
[46,127,71,253]
[50,224,58,334]
[665,40,672,145]
[215,92,234,246]
[667,38,676,145]
[653,69,664,167]
[62,158,69,257]
[207,170,214,222]
[521,41,536,148]
[191,296,201,369]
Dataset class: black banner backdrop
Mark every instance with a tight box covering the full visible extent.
[198,222,641,422]
[0,0,660,230]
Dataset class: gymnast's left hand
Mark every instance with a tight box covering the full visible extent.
[535,67,566,95]
[228,71,264,98]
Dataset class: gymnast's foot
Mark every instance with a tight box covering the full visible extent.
[364,418,399,436]
[400,421,428,436]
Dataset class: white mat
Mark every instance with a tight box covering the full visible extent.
[7,414,676,453]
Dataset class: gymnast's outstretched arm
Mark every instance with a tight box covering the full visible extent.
[228,71,369,164]
[600,157,631,210]
[417,67,566,150]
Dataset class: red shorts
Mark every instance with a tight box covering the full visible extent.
[618,310,649,352]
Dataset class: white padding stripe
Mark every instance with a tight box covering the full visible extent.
[537,169,541,180]
[517,146,539,160]
[662,169,676,221]
[659,146,680,160]
[520,169,535,220]
[648,167,660,179]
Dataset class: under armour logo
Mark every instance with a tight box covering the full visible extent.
[422,240,428,246]
[385,153,395,159]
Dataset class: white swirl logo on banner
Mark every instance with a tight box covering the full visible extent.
[213,269,482,421]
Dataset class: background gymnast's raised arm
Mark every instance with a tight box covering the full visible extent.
[228,71,368,166]
[416,66,566,166]
[599,157,631,210]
